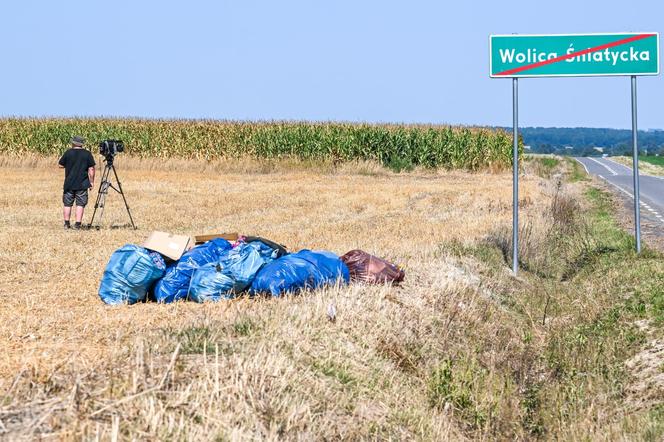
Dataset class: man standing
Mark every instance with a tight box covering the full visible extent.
[58,136,96,229]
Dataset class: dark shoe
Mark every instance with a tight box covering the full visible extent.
[64,221,71,230]
[74,222,82,230]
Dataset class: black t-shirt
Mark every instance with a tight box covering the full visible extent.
[58,148,96,191]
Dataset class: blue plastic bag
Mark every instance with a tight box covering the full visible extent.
[221,241,278,291]
[99,245,166,305]
[188,241,277,302]
[187,262,236,302]
[153,238,232,303]
[250,250,350,297]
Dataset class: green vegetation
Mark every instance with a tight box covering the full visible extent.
[527,155,561,179]
[164,325,217,355]
[565,157,590,182]
[312,360,356,386]
[527,155,590,183]
[428,358,495,430]
[536,156,559,170]
[232,316,259,337]
[0,118,517,171]
[639,155,664,167]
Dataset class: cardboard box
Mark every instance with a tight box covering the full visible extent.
[143,231,191,261]
[194,232,239,245]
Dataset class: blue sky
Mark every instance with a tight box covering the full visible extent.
[0,0,661,129]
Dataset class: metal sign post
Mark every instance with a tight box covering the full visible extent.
[512,77,519,274]
[631,75,641,253]
[489,32,659,271]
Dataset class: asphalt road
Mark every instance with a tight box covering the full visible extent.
[575,156,664,227]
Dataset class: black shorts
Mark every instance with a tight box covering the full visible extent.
[63,190,88,207]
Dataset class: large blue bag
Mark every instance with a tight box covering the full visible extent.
[99,245,166,305]
[188,241,278,302]
[152,238,232,303]
[249,250,350,297]
[187,262,235,302]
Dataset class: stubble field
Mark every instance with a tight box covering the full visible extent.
[0,155,662,440]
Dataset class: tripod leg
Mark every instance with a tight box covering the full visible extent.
[111,165,137,230]
[87,165,111,228]
[95,182,110,227]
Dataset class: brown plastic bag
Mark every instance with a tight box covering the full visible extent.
[340,250,405,284]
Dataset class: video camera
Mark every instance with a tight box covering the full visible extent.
[99,139,124,162]
[89,138,136,230]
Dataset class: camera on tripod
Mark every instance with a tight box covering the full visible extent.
[88,139,136,230]
[99,139,124,162]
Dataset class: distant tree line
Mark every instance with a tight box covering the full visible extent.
[494,127,664,156]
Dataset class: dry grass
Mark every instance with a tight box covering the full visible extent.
[612,155,664,176]
[0,155,660,440]
[0,157,546,438]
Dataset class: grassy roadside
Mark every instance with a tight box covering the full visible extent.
[485,157,664,439]
[525,155,589,183]
[440,157,663,438]
[612,155,664,176]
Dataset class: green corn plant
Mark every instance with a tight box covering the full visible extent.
[0,118,518,171]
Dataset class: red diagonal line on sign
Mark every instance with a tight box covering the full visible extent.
[495,33,656,76]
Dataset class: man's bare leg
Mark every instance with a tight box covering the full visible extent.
[63,206,72,229]
[75,206,84,223]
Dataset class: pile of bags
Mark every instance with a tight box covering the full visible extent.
[99,236,404,305]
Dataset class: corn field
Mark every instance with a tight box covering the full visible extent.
[0,118,519,170]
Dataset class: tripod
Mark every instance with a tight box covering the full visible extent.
[88,156,136,229]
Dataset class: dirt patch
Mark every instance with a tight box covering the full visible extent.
[624,320,664,412]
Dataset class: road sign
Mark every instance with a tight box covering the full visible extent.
[490,33,659,78]
[490,32,660,274]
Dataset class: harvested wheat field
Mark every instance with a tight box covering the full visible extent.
[1,155,662,440]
